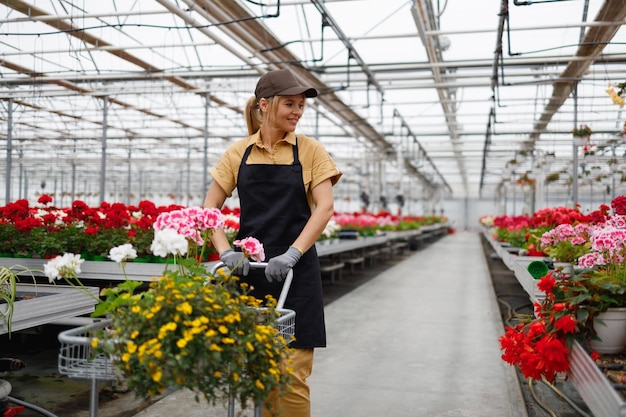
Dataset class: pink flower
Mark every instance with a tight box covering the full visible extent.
[234,237,265,262]
[609,214,626,229]
[578,252,604,268]
[153,207,224,246]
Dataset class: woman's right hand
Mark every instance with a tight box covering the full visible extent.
[219,249,250,276]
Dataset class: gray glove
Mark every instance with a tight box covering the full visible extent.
[265,246,302,283]
[219,249,250,276]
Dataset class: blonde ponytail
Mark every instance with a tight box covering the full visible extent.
[245,96,262,136]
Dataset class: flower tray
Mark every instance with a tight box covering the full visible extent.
[0,258,216,282]
[569,341,626,417]
[0,283,99,335]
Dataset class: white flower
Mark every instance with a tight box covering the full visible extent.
[109,244,138,263]
[44,253,85,283]
[150,228,188,258]
[43,261,60,283]
[322,219,340,238]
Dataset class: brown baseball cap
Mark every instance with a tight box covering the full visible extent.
[255,69,318,100]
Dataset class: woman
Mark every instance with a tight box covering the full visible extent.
[203,68,342,417]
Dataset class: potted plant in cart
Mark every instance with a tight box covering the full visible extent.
[86,207,293,414]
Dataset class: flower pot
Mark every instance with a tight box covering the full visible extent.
[206,253,220,262]
[590,307,626,354]
[573,136,589,146]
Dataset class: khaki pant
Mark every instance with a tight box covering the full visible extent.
[263,348,314,417]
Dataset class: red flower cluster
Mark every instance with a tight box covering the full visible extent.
[0,195,225,257]
[612,196,626,216]
[530,206,583,228]
[499,273,592,382]
[493,214,532,230]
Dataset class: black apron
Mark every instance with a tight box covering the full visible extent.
[235,139,326,348]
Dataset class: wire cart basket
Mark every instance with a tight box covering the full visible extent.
[57,319,116,417]
[57,262,295,417]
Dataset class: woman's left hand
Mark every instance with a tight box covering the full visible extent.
[265,246,302,282]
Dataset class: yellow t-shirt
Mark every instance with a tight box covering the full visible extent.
[209,131,342,210]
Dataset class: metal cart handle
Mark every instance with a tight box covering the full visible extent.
[211,261,293,309]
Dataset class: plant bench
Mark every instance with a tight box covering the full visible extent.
[341,256,365,273]
[366,249,381,266]
[320,262,344,284]
[391,241,409,256]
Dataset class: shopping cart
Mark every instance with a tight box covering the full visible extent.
[57,262,295,417]
[57,318,116,417]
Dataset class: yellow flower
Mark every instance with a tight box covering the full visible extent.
[246,342,255,352]
[158,322,177,339]
[177,339,188,348]
[91,338,99,348]
[126,341,137,354]
[255,380,265,390]
[606,85,626,107]
[176,301,192,315]
[224,313,240,323]
[218,325,228,334]
[152,370,162,382]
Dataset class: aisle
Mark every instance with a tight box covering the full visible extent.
[134,231,527,417]
[308,231,526,417]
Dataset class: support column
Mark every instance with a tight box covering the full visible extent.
[203,93,210,196]
[99,97,109,204]
[5,98,13,204]
[127,144,132,205]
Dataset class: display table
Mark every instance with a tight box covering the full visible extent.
[0,283,99,335]
[0,226,450,282]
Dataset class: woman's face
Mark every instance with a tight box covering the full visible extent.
[267,94,306,132]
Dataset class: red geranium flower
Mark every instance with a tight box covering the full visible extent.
[37,194,53,205]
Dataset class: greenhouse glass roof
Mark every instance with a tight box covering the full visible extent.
[1,0,625,210]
